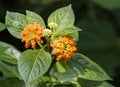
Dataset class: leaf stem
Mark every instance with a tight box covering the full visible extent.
[37,41,43,48]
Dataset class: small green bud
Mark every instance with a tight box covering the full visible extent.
[48,22,58,29]
[42,29,52,37]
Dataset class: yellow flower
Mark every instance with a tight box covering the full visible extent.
[50,36,77,61]
[21,23,44,49]
[48,22,58,29]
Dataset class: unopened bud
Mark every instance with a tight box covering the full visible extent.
[42,29,52,37]
[48,22,58,29]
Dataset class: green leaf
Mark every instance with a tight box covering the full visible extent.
[82,48,120,78]
[0,22,6,31]
[18,49,52,83]
[78,78,114,87]
[7,27,23,39]
[0,42,20,78]
[0,61,20,78]
[50,61,78,83]
[0,78,24,87]
[72,82,82,87]
[26,10,46,28]
[48,5,81,41]
[51,26,81,41]
[48,4,75,28]
[0,41,20,64]
[26,79,47,87]
[72,53,111,81]
[53,84,74,87]
[25,76,49,87]
[91,0,120,9]
[98,82,114,87]
[50,53,111,83]
[78,78,103,87]
[5,11,27,39]
[55,62,66,73]
[5,48,20,60]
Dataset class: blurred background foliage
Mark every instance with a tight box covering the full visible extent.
[0,0,120,87]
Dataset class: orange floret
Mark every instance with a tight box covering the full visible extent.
[50,36,77,61]
[21,23,44,49]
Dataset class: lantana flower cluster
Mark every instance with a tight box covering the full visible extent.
[21,23,44,49]
[21,22,77,61]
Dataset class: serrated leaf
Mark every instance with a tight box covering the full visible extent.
[18,49,52,83]
[48,4,75,28]
[51,26,81,41]
[0,41,20,64]
[91,0,120,9]
[5,11,27,39]
[26,10,46,28]
[0,22,6,31]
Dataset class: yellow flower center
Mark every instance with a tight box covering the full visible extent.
[21,23,44,49]
[50,36,77,61]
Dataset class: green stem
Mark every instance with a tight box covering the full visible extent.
[46,36,51,52]
[37,42,43,48]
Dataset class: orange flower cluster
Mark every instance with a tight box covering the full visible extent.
[50,36,77,61]
[21,23,44,49]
